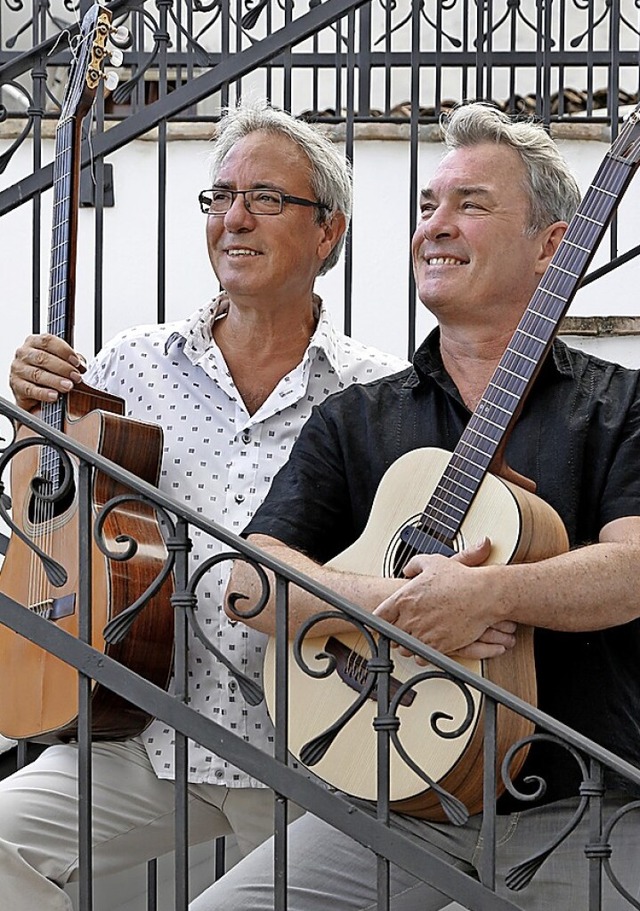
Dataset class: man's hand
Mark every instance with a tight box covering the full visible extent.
[374,538,516,662]
[10,334,85,411]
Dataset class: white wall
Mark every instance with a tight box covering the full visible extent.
[2,131,640,409]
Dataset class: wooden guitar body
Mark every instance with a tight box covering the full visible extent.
[0,384,174,741]
[264,447,569,820]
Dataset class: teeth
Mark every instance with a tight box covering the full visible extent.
[227,249,259,256]
[427,256,463,265]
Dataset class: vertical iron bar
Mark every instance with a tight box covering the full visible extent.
[273,572,290,911]
[587,760,605,911]
[172,517,192,911]
[407,0,420,357]
[30,42,45,334]
[77,457,94,911]
[92,89,106,354]
[479,695,497,891]
[609,0,621,260]
[146,857,158,911]
[155,0,170,324]
[343,8,356,337]
[375,634,392,911]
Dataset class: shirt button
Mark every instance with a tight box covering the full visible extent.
[215,769,224,779]
[229,679,238,693]
[241,431,251,444]
[234,493,245,504]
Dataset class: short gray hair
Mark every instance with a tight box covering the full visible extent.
[441,102,581,235]
[209,102,352,275]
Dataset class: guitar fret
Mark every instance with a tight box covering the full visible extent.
[467,426,498,445]
[574,212,605,227]
[497,362,530,378]
[538,287,567,302]
[481,399,512,416]
[426,500,466,521]
[453,447,487,469]
[548,262,579,278]
[472,413,506,431]
[527,308,557,323]
[591,183,617,198]
[487,381,519,399]
[431,488,470,510]
[514,328,545,343]
[562,238,590,254]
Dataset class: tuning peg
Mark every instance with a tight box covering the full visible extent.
[104,71,119,92]
[111,25,133,49]
[109,47,124,67]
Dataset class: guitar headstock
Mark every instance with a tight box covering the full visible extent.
[59,3,114,125]
[609,101,640,166]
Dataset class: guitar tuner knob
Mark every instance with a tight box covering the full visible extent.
[109,48,124,67]
[104,71,119,92]
[110,25,132,48]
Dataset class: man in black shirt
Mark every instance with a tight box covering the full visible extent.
[193,102,640,910]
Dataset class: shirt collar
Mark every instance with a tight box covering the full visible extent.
[164,294,227,356]
[164,292,344,372]
[406,326,575,393]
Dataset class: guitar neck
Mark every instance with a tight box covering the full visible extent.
[421,137,640,545]
[48,116,80,350]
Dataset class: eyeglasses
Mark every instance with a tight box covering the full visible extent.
[198,188,329,217]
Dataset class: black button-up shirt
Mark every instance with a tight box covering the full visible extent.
[247,329,640,806]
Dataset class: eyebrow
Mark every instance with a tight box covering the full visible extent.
[212,180,284,191]
[420,186,494,202]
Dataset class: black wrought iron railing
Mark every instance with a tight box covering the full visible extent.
[1,395,640,910]
[3,3,640,910]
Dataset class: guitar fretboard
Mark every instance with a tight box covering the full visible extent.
[40,115,75,488]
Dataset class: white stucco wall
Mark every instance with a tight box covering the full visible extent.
[2,129,640,407]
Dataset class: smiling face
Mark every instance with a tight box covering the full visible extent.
[206,131,343,312]
[411,143,555,330]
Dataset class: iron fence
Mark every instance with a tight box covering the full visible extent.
[1,396,640,909]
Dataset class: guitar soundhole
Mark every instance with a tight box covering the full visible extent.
[384,516,460,578]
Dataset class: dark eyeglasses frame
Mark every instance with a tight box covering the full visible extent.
[198,188,330,216]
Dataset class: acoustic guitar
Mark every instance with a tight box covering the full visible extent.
[263,103,640,821]
[0,4,174,742]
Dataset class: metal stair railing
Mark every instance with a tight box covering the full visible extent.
[1,396,640,910]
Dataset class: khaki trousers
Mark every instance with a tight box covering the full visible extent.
[0,738,283,911]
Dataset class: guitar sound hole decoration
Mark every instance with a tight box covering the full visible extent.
[385,514,461,578]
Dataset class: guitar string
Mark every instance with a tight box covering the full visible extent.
[29,13,104,621]
[391,150,630,581]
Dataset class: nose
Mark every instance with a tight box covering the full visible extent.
[420,206,458,242]
[223,192,255,232]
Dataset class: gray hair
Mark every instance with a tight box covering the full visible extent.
[209,102,352,275]
[441,102,581,235]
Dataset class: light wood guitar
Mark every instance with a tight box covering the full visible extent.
[0,5,174,742]
[263,103,640,820]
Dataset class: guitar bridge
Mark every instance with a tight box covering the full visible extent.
[29,593,76,621]
[325,637,416,707]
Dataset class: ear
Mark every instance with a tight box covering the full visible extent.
[317,211,347,264]
[534,221,567,276]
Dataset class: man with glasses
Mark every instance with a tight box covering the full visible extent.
[2,102,406,910]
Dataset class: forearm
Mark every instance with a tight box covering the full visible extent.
[226,534,401,636]
[491,537,640,632]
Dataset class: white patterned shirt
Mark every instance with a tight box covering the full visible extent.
[84,295,408,785]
